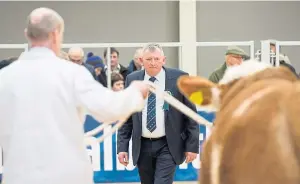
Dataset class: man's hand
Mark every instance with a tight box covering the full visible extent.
[185,152,197,163]
[118,152,129,166]
[129,81,150,99]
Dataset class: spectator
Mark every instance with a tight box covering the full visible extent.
[103,47,128,80]
[278,54,298,78]
[255,39,292,66]
[269,39,292,65]
[127,48,143,74]
[86,52,107,87]
[59,50,69,60]
[111,72,124,91]
[68,47,97,79]
[0,56,18,70]
[208,46,250,83]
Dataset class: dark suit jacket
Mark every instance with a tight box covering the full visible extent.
[117,67,199,165]
[83,63,97,80]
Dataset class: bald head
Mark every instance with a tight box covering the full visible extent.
[26,7,64,42]
[68,47,84,64]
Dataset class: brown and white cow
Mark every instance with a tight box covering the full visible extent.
[177,60,300,184]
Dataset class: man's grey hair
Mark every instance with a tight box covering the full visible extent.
[68,47,84,57]
[142,43,165,56]
[26,7,64,42]
[134,48,143,59]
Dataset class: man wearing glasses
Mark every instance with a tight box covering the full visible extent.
[68,47,97,80]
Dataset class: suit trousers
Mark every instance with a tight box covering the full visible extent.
[137,136,176,184]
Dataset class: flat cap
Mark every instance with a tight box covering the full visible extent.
[225,46,250,60]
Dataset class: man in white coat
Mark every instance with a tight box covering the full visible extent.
[0,7,149,184]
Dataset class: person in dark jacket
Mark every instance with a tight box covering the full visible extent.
[208,46,250,83]
[68,47,97,80]
[0,57,18,70]
[103,47,128,80]
[86,52,107,87]
[127,48,143,74]
[278,53,298,78]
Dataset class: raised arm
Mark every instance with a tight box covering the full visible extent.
[74,66,147,124]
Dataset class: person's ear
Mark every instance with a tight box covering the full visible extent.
[177,75,223,108]
[162,56,166,65]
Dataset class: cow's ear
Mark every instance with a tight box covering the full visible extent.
[177,75,222,108]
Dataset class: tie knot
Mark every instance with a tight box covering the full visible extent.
[149,77,156,82]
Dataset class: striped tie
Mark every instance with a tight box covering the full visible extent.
[147,77,156,132]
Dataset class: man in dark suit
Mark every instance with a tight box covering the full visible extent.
[117,43,199,184]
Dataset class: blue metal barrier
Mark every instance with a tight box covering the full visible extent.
[0,111,215,183]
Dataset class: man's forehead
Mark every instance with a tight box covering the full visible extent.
[228,54,242,58]
[68,47,83,55]
[69,51,81,55]
[143,50,162,57]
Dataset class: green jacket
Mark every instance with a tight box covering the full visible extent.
[208,63,227,83]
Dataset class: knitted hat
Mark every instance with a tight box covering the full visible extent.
[225,46,250,60]
[86,52,105,69]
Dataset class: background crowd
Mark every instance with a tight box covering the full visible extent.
[1,41,297,91]
[0,40,298,184]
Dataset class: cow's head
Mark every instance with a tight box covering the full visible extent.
[177,59,298,111]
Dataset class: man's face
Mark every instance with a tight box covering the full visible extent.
[270,45,276,53]
[225,54,243,67]
[69,52,83,65]
[95,67,102,76]
[105,52,119,68]
[112,80,124,91]
[134,57,142,68]
[133,49,143,69]
[141,49,165,76]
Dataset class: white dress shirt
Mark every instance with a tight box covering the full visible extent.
[0,47,145,184]
[142,69,166,138]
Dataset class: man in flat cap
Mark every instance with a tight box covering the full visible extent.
[208,46,250,83]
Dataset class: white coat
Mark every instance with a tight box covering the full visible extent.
[0,47,145,184]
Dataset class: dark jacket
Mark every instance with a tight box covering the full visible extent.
[127,60,139,74]
[83,63,97,80]
[97,72,108,87]
[117,67,200,165]
[280,60,298,78]
[0,57,18,70]
[208,63,227,83]
[119,64,129,80]
[104,64,129,81]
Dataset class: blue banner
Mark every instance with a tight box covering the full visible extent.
[0,111,215,183]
